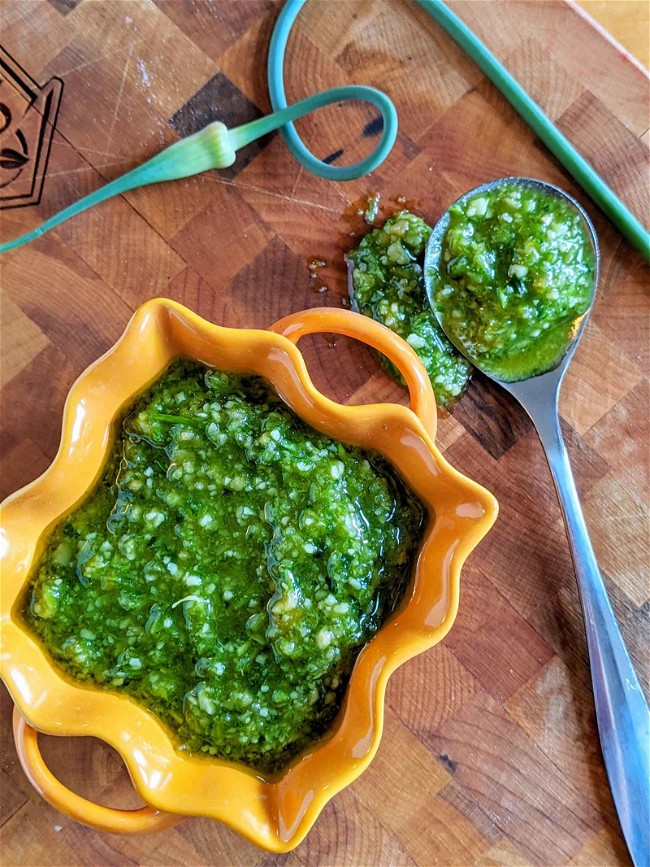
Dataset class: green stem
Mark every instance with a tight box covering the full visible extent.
[0,83,397,254]
[150,414,202,426]
[415,0,650,261]
[0,123,236,254]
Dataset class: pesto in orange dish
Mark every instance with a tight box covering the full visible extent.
[24,361,424,772]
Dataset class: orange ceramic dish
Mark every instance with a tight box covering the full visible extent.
[0,300,497,851]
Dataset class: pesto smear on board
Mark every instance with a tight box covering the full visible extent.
[24,362,424,772]
[430,182,596,381]
[347,211,472,408]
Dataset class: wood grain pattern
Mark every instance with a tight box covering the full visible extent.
[574,0,650,68]
[1,1,648,865]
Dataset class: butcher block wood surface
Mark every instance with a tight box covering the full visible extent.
[0,1,648,865]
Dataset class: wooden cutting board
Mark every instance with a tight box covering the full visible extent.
[1,1,648,865]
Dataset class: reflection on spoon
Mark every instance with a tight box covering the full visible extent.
[424,176,649,867]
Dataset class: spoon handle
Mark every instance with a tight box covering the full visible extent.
[523,398,649,865]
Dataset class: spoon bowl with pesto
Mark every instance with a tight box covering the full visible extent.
[424,178,596,382]
[424,177,649,865]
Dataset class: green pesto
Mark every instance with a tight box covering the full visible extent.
[347,211,472,408]
[431,183,595,381]
[23,361,425,773]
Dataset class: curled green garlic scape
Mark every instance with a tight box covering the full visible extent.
[0,85,397,254]
[0,0,399,255]
[0,0,647,258]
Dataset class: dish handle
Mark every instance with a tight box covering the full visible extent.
[269,307,437,433]
[12,708,182,835]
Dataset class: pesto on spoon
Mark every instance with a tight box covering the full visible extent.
[427,179,595,381]
[424,176,649,867]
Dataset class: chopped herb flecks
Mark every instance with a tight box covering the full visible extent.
[24,361,424,772]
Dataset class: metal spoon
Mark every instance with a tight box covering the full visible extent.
[423,178,649,867]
